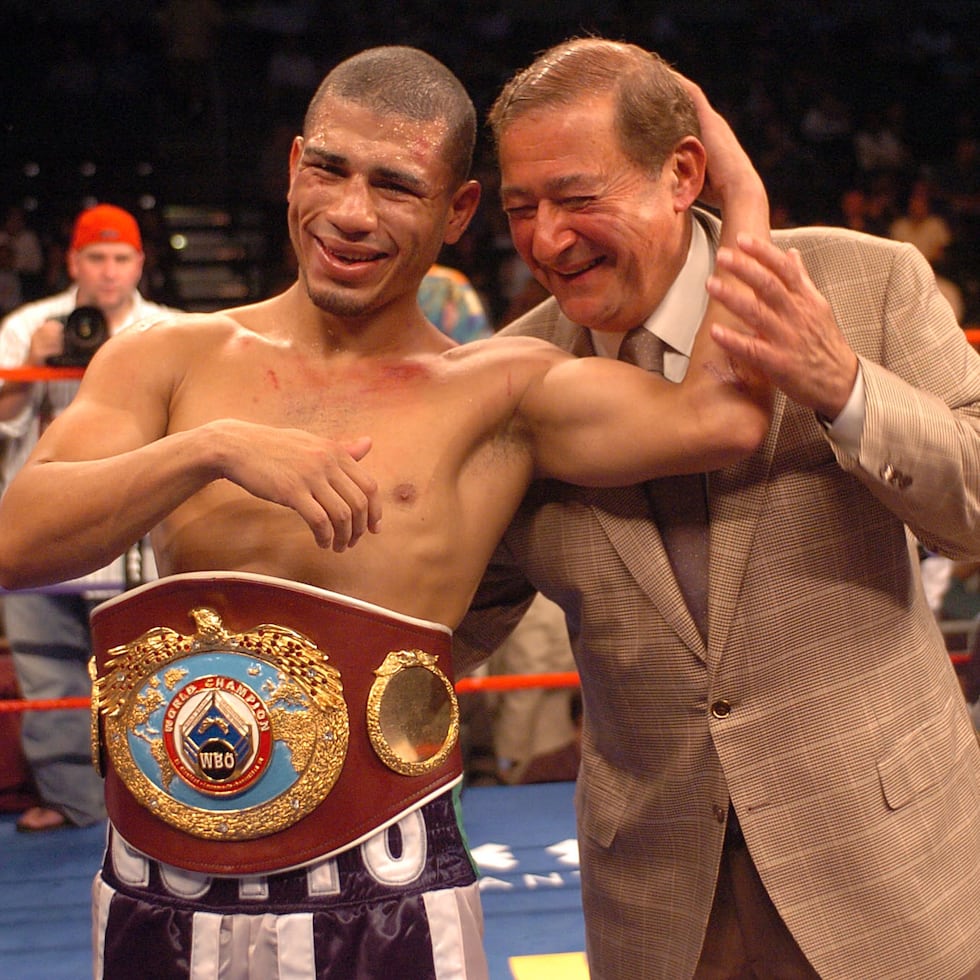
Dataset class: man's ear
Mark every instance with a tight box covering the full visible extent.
[286,136,304,195]
[671,136,707,212]
[444,180,482,245]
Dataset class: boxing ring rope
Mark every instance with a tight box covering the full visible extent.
[1,339,978,716]
[0,697,91,713]
[0,672,586,715]
[0,366,84,382]
[2,656,975,715]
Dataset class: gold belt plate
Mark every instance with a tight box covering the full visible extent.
[91,607,349,841]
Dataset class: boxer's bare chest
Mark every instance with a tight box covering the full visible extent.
[154,341,533,622]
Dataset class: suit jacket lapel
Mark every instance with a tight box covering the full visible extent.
[589,485,708,657]
[541,317,706,651]
[550,290,783,662]
[707,393,785,661]
[553,310,597,357]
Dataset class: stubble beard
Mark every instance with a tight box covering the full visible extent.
[304,277,375,320]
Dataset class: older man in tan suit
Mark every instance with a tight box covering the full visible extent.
[458,38,980,980]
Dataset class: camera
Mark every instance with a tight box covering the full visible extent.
[45,306,109,367]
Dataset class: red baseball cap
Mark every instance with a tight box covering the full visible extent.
[70,204,143,253]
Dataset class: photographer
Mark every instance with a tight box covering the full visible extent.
[0,203,177,832]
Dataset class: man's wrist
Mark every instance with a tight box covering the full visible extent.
[817,363,865,451]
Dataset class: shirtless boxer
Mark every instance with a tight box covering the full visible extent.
[0,46,771,980]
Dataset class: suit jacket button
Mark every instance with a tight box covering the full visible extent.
[711,699,732,718]
[880,463,912,488]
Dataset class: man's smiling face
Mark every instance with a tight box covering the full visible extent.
[498,91,694,334]
[287,94,457,322]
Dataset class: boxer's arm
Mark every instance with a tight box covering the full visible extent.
[0,326,381,589]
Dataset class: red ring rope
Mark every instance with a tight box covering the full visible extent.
[0,366,85,381]
[0,659,971,713]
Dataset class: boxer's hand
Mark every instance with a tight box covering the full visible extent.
[671,71,766,216]
[214,421,381,551]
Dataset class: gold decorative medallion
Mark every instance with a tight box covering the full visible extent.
[92,608,349,840]
[366,649,459,776]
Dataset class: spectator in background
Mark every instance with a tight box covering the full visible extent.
[890,178,955,263]
[0,206,44,301]
[40,236,70,296]
[487,593,577,784]
[835,176,898,239]
[0,204,176,833]
[156,0,224,125]
[853,102,910,178]
[0,242,23,316]
[799,87,855,216]
[864,170,902,236]
[41,38,99,148]
[935,132,980,293]
[517,687,582,784]
[264,33,323,118]
[890,177,965,322]
[964,616,980,730]
[919,547,955,617]
[837,186,876,233]
[801,90,854,153]
[942,560,980,622]
[94,19,156,162]
[937,133,980,225]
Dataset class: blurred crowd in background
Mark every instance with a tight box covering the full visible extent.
[1,0,979,328]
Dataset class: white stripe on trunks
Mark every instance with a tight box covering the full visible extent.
[424,882,486,980]
[92,874,112,978]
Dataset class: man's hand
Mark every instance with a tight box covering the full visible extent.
[0,319,68,423]
[28,319,66,364]
[212,421,382,551]
[707,234,859,419]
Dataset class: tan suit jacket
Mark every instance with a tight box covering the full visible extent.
[457,215,980,979]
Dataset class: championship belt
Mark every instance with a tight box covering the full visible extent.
[89,572,461,875]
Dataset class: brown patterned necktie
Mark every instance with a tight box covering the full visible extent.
[618,326,710,639]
